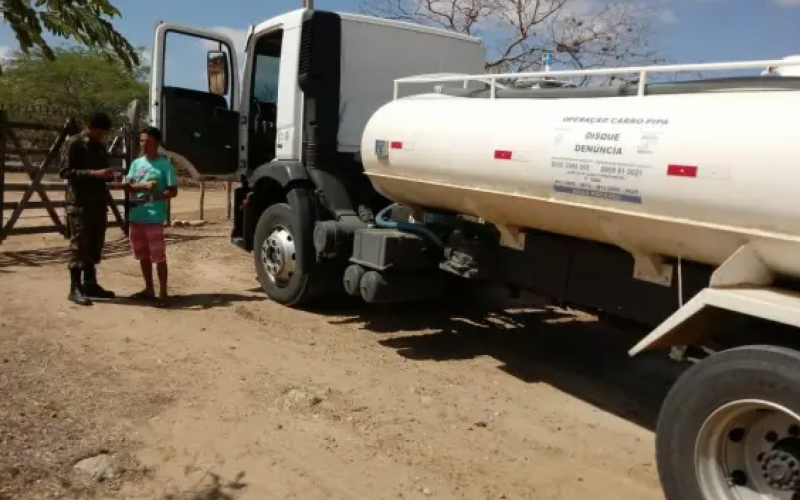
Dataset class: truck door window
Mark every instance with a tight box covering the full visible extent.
[249,30,283,167]
[163,31,233,110]
[154,28,239,179]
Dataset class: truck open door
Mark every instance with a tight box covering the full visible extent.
[150,22,242,180]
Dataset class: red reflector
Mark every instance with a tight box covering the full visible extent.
[494,150,513,160]
[667,164,698,178]
[390,141,403,149]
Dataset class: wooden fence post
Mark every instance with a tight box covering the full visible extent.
[0,110,6,239]
[226,181,232,220]
[119,124,131,236]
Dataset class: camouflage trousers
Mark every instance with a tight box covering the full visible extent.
[66,206,108,271]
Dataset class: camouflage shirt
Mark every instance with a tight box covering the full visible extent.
[58,131,110,209]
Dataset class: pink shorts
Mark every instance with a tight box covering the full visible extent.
[129,222,167,264]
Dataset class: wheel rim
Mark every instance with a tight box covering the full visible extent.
[260,225,296,286]
[696,399,800,500]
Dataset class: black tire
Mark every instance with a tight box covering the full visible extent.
[656,344,800,500]
[253,188,318,306]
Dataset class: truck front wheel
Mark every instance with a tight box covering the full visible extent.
[656,344,800,500]
[253,188,317,306]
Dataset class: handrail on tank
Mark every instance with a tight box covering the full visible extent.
[392,58,800,100]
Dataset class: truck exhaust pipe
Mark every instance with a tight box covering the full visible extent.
[303,0,314,8]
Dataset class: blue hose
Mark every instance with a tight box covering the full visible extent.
[374,204,446,250]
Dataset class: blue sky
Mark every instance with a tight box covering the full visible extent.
[0,0,797,90]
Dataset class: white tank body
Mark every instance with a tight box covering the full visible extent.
[360,86,800,280]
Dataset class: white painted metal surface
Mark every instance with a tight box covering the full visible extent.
[243,11,305,163]
[336,15,484,153]
[776,55,800,77]
[248,8,485,156]
[393,57,800,99]
[361,58,800,282]
[629,287,800,356]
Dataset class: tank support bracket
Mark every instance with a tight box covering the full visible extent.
[599,217,672,287]
[710,243,773,288]
[633,253,673,287]
[496,224,526,251]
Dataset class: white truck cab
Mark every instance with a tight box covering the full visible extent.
[150,8,484,179]
[150,9,484,308]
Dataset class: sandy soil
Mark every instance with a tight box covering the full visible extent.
[0,185,683,500]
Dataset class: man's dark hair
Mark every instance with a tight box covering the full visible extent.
[89,112,112,131]
[140,126,163,144]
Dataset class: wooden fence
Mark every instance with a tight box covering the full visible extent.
[0,99,236,243]
[0,111,133,244]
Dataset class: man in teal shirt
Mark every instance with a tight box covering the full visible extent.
[125,126,178,307]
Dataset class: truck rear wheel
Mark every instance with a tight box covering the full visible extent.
[253,188,318,306]
[656,345,800,500]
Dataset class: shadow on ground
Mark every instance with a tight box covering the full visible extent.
[0,232,210,270]
[103,292,262,311]
[323,293,686,433]
[165,293,263,311]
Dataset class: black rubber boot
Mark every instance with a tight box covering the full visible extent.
[83,265,115,299]
[68,268,93,306]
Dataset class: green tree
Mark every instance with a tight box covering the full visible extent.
[0,45,148,122]
[0,0,138,70]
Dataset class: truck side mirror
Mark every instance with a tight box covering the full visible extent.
[207,50,230,95]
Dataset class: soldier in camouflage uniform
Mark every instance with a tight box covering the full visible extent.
[58,112,117,305]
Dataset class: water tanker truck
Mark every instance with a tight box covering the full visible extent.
[151,9,800,499]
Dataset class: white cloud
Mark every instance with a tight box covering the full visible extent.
[140,48,152,65]
[0,45,14,62]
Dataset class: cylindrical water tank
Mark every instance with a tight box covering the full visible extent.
[361,81,800,278]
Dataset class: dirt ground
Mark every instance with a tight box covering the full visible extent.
[0,184,684,500]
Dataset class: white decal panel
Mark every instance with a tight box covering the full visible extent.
[550,116,670,205]
[276,127,293,151]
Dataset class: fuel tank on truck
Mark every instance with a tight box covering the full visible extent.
[360,77,800,280]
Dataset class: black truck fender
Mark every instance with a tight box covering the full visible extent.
[236,160,310,251]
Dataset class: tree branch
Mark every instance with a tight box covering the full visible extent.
[361,0,665,84]
[0,0,140,71]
